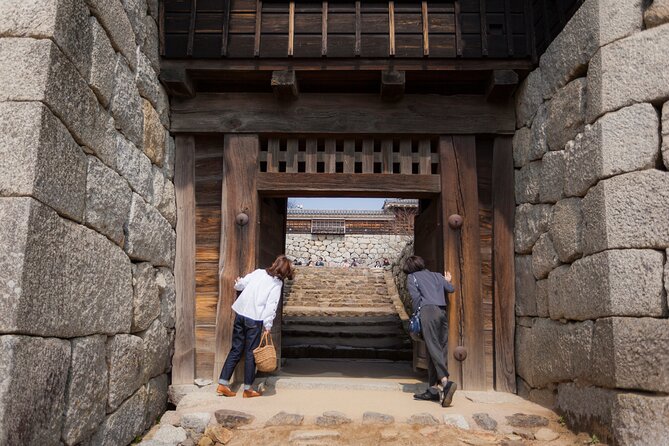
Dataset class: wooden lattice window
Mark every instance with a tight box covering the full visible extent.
[258,136,439,174]
[311,219,346,234]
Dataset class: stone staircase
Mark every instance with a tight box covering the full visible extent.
[282,267,411,360]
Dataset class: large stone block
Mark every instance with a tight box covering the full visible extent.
[106,334,144,412]
[145,374,168,430]
[515,68,546,128]
[514,203,552,254]
[0,0,93,79]
[547,265,570,320]
[515,256,537,317]
[531,233,561,280]
[123,0,148,41]
[539,150,565,204]
[125,194,175,267]
[0,38,101,153]
[88,17,116,107]
[540,0,644,98]
[512,127,531,168]
[0,335,71,446]
[158,179,177,228]
[140,15,160,72]
[549,198,583,263]
[163,136,175,181]
[85,156,132,246]
[136,50,169,127]
[545,78,587,152]
[528,104,548,164]
[582,170,669,254]
[93,386,147,446]
[140,319,171,382]
[587,24,669,123]
[0,101,87,222]
[514,161,542,204]
[515,318,593,388]
[558,250,665,321]
[663,102,669,170]
[156,267,176,329]
[0,197,133,337]
[142,100,166,166]
[132,262,160,332]
[535,279,549,318]
[645,0,669,28]
[62,335,108,446]
[557,383,669,446]
[111,55,144,149]
[590,317,669,393]
[115,135,153,202]
[565,103,660,197]
[85,0,138,70]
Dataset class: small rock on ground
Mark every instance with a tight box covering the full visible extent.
[205,425,233,444]
[315,411,352,426]
[443,414,470,430]
[160,410,181,426]
[513,428,535,440]
[362,411,394,425]
[214,409,255,428]
[197,437,213,446]
[181,412,211,433]
[152,424,187,444]
[194,378,213,387]
[265,411,304,426]
[473,413,498,431]
[535,427,560,441]
[288,430,340,441]
[407,413,440,426]
[506,413,549,428]
[380,429,399,440]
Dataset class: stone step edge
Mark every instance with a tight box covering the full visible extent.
[266,376,422,393]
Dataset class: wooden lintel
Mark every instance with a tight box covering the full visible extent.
[485,70,519,103]
[160,67,196,98]
[381,70,405,102]
[171,93,515,134]
[271,70,299,101]
[257,173,440,198]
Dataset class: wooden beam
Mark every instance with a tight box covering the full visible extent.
[257,173,440,197]
[271,70,299,101]
[321,1,328,57]
[525,0,538,63]
[187,0,197,56]
[421,1,429,57]
[479,0,488,56]
[381,70,405,102]
[159,0,165,56]
[288,1,295,57]
[213,135,260,382]
[440,135,486,390]
[221,0,231,56]
[504,0,514,56]
[485,70,519,103]
[492,136,516,393]
[355,1,361,57]
[173,135,196,384]
[171,93,516,135]
[254,0,262,57]
[160,67,196,99]
[388,1,396,56]
[454,0,463,57]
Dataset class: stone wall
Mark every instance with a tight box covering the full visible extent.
[512,1,669,444]
[0,1,175,445]
[392,240,415,314]
[285,233,412,267]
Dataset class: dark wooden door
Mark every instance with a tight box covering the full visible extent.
[258,196,288,368]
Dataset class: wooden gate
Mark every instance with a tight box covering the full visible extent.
[173,129,515,392]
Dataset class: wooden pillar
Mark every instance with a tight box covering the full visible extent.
[492,136,517,392]
[213,135,260,382]
[440,135,486,390]
[173,135,196,384]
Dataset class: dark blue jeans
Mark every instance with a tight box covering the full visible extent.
[218,314,264,385]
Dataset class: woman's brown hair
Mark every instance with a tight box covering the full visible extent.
[403,255,426,274]
[266,254,295,280]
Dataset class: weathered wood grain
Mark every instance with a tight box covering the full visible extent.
[492,136,516,393]
[174,135,197,384]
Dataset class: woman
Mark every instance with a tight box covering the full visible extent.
[403,255,456,407]
[216,255,294,398]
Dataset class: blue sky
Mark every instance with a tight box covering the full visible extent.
[290,198,387,210]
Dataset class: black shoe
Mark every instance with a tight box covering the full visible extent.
[413,390,439,401]
[440,381,457,407]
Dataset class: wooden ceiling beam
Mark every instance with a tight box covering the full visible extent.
[159,67,196,98]
[485,70,519,103]
[271,70,299,101]
[381,70,405,102]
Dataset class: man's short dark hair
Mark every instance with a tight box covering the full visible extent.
[403,255,426,274]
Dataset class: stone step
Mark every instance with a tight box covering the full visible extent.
[282,324,406,338]
[282,335,410,349]
[283,306,398,318]
[282,315,402,326]
[282,344,412,361]
[284,301,392,308]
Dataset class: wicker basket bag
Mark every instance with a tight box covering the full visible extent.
[253,331,277,372]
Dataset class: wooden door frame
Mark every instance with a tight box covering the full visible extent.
[172,132,515,392]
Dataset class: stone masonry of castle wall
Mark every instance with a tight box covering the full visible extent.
[0,1,176,445]
[512,0,669,444]
[285,233,412,267]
